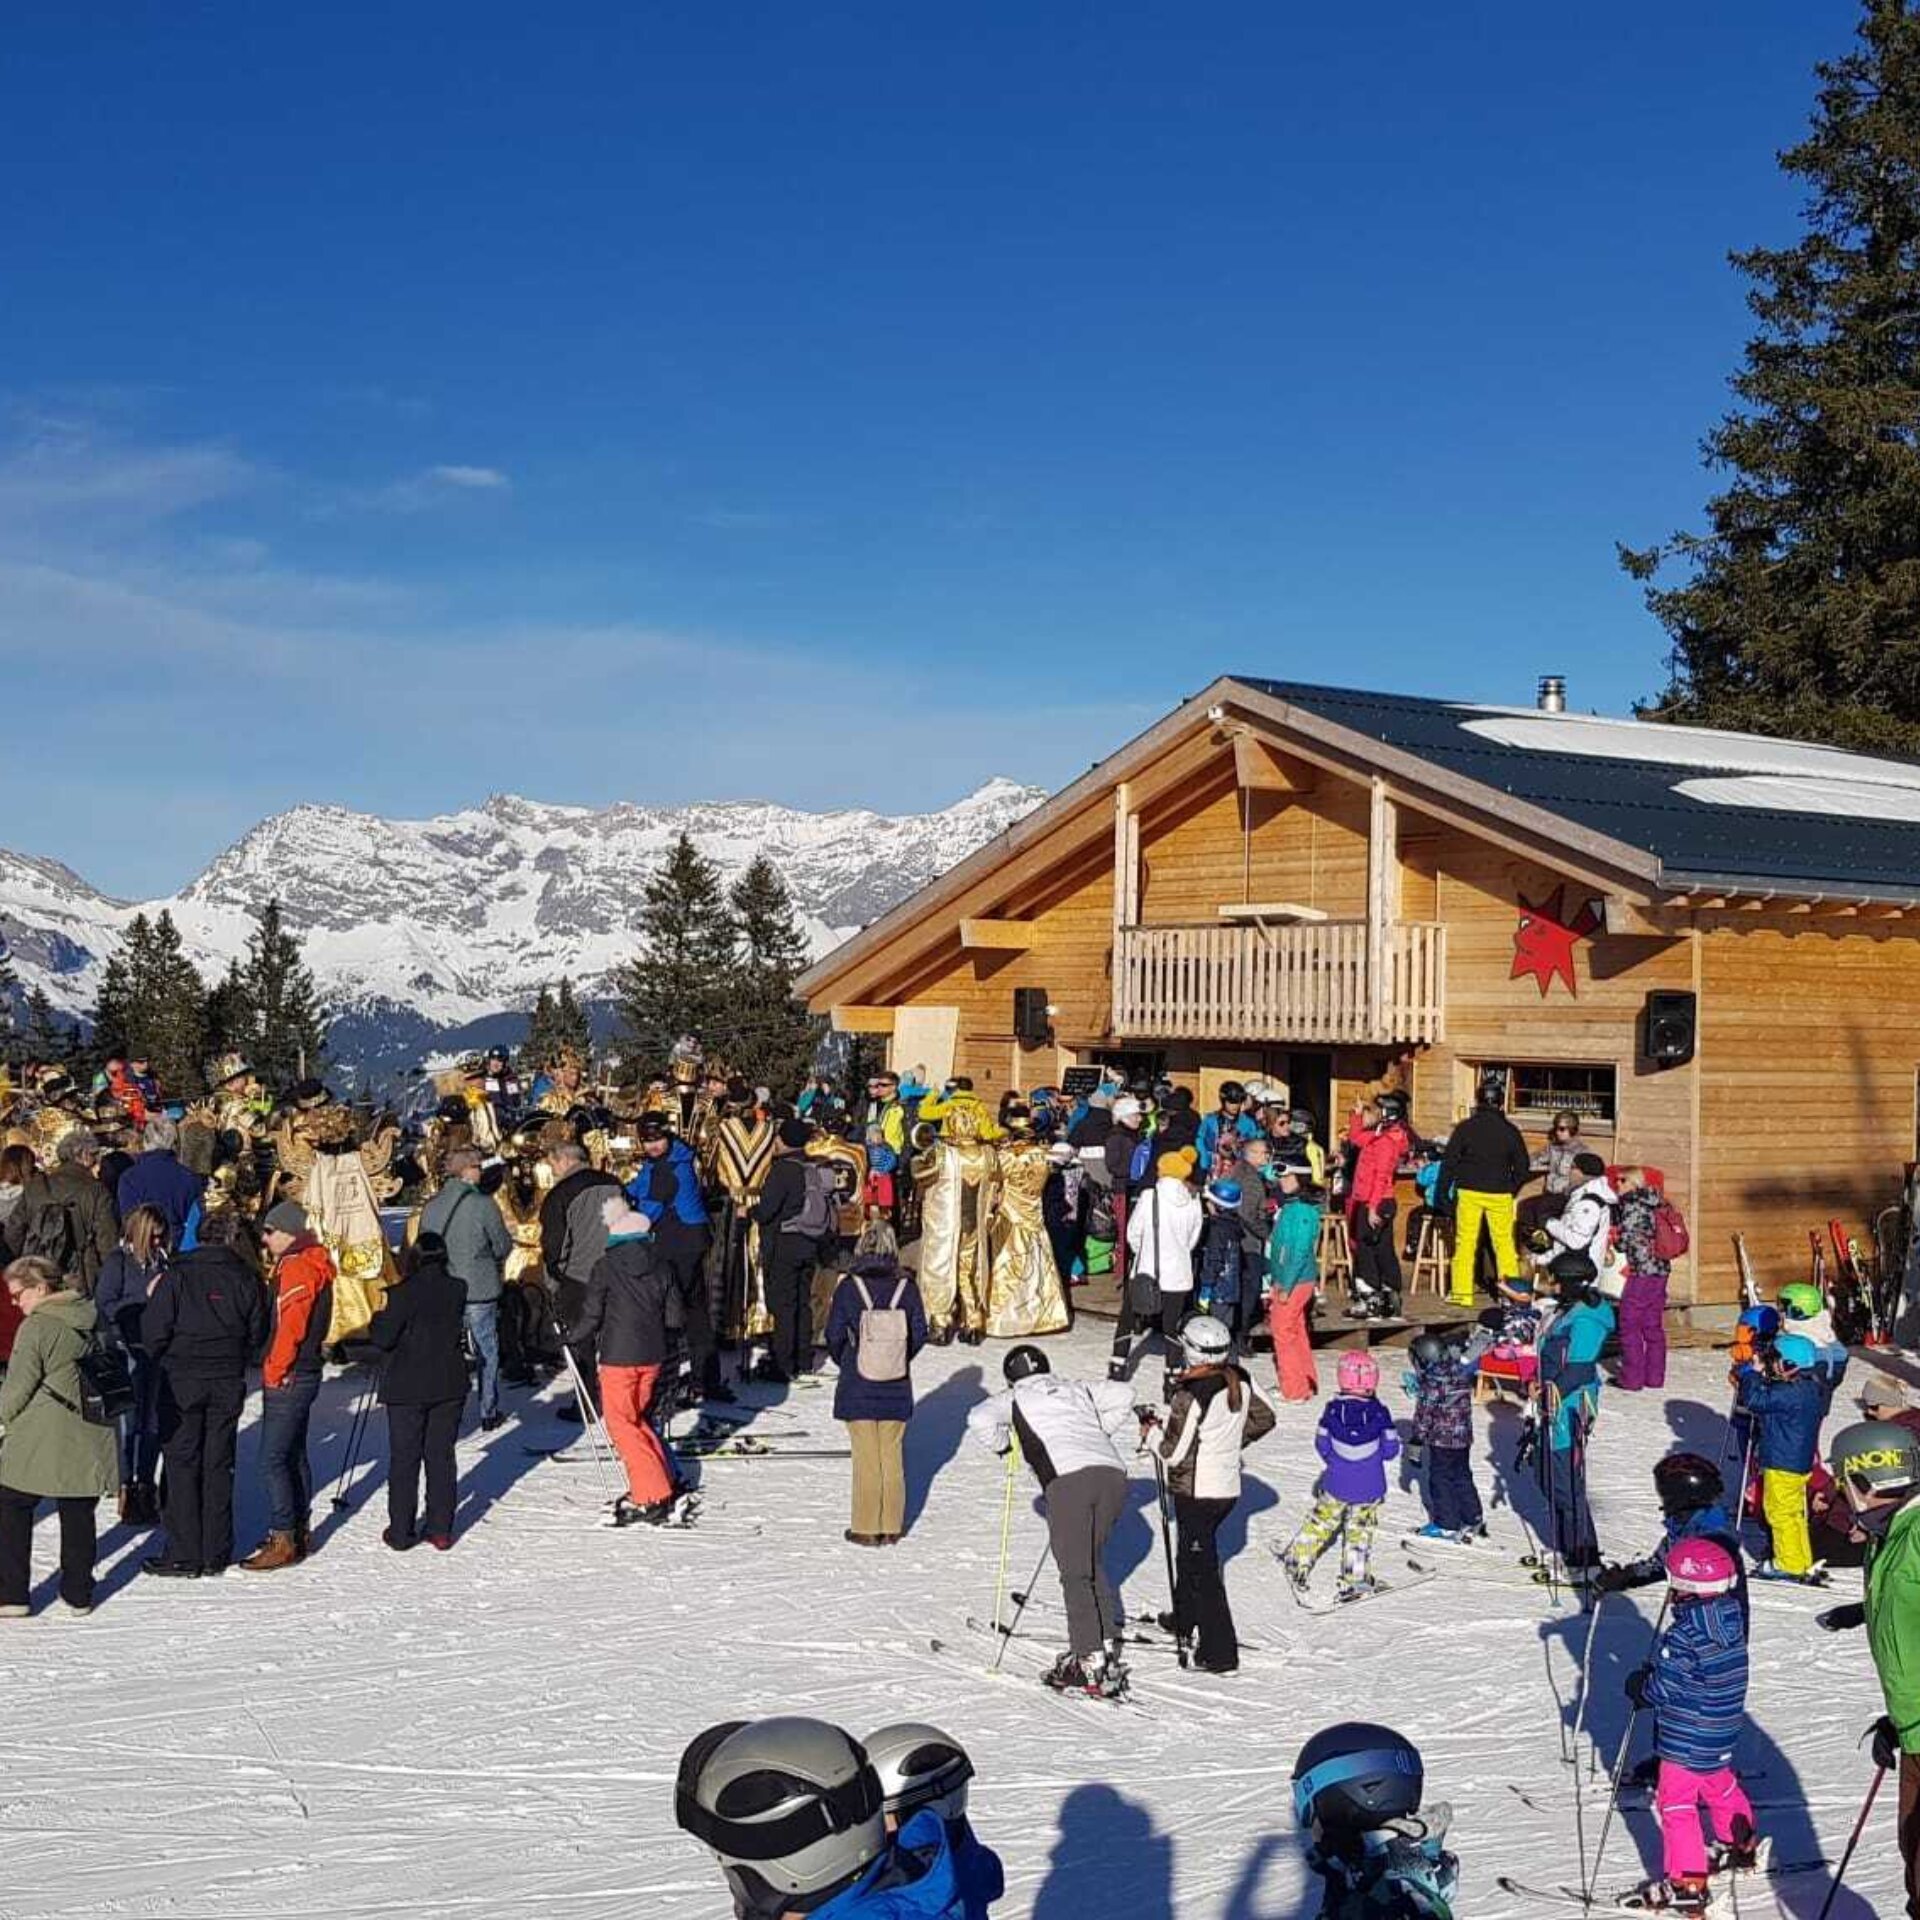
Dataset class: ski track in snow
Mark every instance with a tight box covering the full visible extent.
[0,1324,1897,1918]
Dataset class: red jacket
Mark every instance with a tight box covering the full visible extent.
[1346,1118,1410,1212]
[0,1283,21,1362]
[263,1238,336,1387]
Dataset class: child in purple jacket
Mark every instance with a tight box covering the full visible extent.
[1278,1350,1401,1601]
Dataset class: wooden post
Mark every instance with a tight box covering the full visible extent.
[1366,778,1398,1039]
[1112,782,1139,1035]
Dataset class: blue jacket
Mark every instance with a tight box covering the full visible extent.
[1196,1110,1259,1171]
[825,1267,929,1423]
[813,1810,973,1919]
[1735,1369,1823,1475]
[1540,1300,1615,1449]
[116,1150,205,1244]
[625,1141,710,1233]
[94,1246,166,1349]
[1645,1593,1748,1771]
[907,1818,1004,1920]
[1315,1394,1400,1505]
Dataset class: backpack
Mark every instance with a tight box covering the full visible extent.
[45,1330,136,1427]
[849,1272,911,1382]
[22,1200,79,1277]
[1651,1198,1690,1262]
[1127,1136,1154,1187]
[784,1161,840,1240]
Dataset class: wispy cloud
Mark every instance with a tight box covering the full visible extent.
[0,428,257,533]
[427,463,509,491]
[337,463,513,513]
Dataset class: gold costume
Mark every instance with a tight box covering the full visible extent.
[712,1113,776,1340]
[986,1135,1070,1337]
[913,1104,995,1337]
[270,1103,399,1343]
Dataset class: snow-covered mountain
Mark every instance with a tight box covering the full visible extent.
[0,780,1044,1079]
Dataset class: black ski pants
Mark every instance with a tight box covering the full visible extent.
[1171,1492,1237,1669]
[387,1396,462,1541]
[1108,1285,1182,1381]
[763,1236,818,1380]
[158,1369,245,1572]
[0,1487,96,1609]
[657,1226,717,1390]
[1350,1201,1402,1307]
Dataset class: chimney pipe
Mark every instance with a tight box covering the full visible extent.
[1537,674,1567,714]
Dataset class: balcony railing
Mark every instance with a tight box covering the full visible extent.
[1112,920,1446,1046]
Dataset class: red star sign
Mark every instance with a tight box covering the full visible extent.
[1511,887,1603,997]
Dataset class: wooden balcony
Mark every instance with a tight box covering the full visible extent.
[1112,920,1447,1046]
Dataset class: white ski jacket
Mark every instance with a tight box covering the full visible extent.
[1547,1175,1618,1262]
[1126,1178,1203,1291]
[1154,1365,1277,1500]
[968,1374,1138,1488]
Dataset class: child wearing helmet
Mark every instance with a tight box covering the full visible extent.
[1735,1333,1828,1584]
[1623,1538,1763,1913]
[1777,1281,1847,1410]
[1292,1721,1459,1919]
[864,1722,1003,1920]
[1145,1313,1276,1672]
[1595,1451,1748,1624]
[1279,1350,1401,1603]
[1404,1333,1484,1543]
[1196,1179,1249,1341]
[1535,1272,1616,1580]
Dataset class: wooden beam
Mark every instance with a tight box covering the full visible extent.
[958,917,1037,952]
[1366,777,1398,1037]
[829,1005,897,1034]
[1232,732,1314,794]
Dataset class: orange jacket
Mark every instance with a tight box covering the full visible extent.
[263,1239,336,1387]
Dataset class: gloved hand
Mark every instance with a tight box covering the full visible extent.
[1873,1715,1901,1771]
[1527,1229,1553,1254]
[1591,1563,1630,1596]
[1404,1441,1426,1470]
[1625,1665,1653,1710]
[1818,1601,1867,1633]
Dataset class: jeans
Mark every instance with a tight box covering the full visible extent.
[120,1346,162,1487]
[259,1375,322,1536]
[464,1301,502,1419]
[0,1487,97,1609]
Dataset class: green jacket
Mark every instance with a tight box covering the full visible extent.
[0,1292,120,1500]
[1265,1198,1322,1294]
[1866,1500,1920,1752]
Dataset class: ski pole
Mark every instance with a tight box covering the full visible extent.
[555,1324,623,1513]
[328,1367,377,1511]
[990,1538,1054,1675]
[989,1436,1020,1636]
[1149,1450,1188,1669]
[1585,1702,1640,1904]
[1817,1759,1890,1920]
[1569,1591,1607,1762]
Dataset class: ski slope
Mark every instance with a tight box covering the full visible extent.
[0,1320,1898,1919]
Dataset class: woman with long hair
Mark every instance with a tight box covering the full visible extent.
[94,1203,170,1522]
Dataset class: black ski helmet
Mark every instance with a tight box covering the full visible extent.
[1004,1345,1050,1386]
[1375,1089,1409,1124]
[1292,1721,1424,1837]
[1477,1070,1507,1110]
[1408,1333,1447,1371]
[1652,1451,1725,1518]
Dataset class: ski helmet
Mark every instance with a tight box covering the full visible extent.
[1375,1090,1409,1124]
[1408,1333,1448,1371]
[1181,1314,1233,1365]
[1652,1451,1724,1518]
[862,1722,974,1826]
[1337,1352,1380,1395]
[1778,1282,1823,1321]
[1829,1419,1920,1500]
[1772,1333,1818,1372]
[1738,1304,1780,1340]
[674,1717,886,1913]
[1476,1071,1507,1110]
[1666,1536,1738,1599]
[1292,1721,1424,1837]
[1219,1080,1248,1105]
[1003,1345,1050,1385]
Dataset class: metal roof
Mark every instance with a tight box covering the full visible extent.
[1233,679,1920,899]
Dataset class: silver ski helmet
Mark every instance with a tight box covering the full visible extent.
[863,1721,975,1826]
[1830,1419,1920,1502]
[1180,1314,1233,1365]
[674,1717,886,1912]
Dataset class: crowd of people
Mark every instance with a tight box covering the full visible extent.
[1,1042,1917,1916]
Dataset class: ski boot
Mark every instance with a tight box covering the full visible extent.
[1275,1549,1311,1594]
[1041,1651,1094,1693]
[1092,1640,1132,1699]
[1709,1817,1771,1879]
[1618,1874,1710,1914]
[1335,1575,1380,1604]
[1412,1523,1451,1540]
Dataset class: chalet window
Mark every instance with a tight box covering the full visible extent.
[1481,1061,1617,1126]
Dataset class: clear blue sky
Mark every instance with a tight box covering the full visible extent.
[0,1,1843,896]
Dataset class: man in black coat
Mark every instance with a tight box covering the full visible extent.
[539,1142,619,1416]
[752,1120,824,1384]
[367,1234,468,1550]
[1437,1075,1531,1310]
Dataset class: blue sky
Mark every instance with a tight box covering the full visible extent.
[0,1,1843,896]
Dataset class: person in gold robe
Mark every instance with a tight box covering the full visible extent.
[267,1091,398,1345]
[986,1110,1070,1338]
[710,1099,776,1343]
[912,1094,996,1344]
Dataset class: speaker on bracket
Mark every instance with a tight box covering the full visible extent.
[1643,989,1696,1067]
[1013,987,1052,1047]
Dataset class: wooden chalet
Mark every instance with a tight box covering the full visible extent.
[798,677,1920,1314]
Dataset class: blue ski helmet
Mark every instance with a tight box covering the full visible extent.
[1773,1333,1818,1372]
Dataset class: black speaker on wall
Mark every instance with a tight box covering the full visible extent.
[1644,989,1697,1067]
[1013,987,1052,1047]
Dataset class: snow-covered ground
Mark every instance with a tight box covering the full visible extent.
[0,1321,1899,1919]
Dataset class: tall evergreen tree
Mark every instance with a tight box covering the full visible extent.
[722,855,821,1094]
[235,899,325,1090]
[0,939,17,1059]
[1624,2,1920,750]
[25,986,64,1060]
[203,959,251,1060]
[91,924,142,1060]
[613,834,736,1071]
[524,976,594,1069]
[129,911,209,1094]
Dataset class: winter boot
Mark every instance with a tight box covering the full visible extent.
[1094,1639,1132,1698]
[1710,1817,1770,1878]
[1621,1874,1710,1914]
[240,1530,301,1573]
[1041,1652,1093,1693]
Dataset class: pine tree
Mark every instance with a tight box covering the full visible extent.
[1624,2,1920,750]
[525,976,594,1070]
[613,834,736,1072]
[130,911,209,1094]
[0,940,17,1059]
[91,925,142,1060]
[203,960,251,1060]
[235,899,325,1091]
[722,855,822,1094]
[25,986,63,1060]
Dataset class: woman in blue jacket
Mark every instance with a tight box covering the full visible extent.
[1537,1267,1616,1576]
[825,1254,929,1547]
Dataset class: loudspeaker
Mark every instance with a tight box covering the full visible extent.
[1643,990,1697,1067]
[1013,987,1052,1047]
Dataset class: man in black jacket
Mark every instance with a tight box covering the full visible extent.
[540,1142,619,1418]
[1438,1075,1531,1310]
[752,1120,824,1384]
[367,1234,469,1550]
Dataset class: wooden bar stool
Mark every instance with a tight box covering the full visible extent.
[1411,1213,1452,1297]
[1319,1209,1352,1288]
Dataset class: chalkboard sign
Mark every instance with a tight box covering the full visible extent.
[1060,1066,1105,1097]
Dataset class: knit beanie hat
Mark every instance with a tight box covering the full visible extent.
[778,1119,813,1151]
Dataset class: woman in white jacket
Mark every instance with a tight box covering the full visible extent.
[1119,1149,1204,1392]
